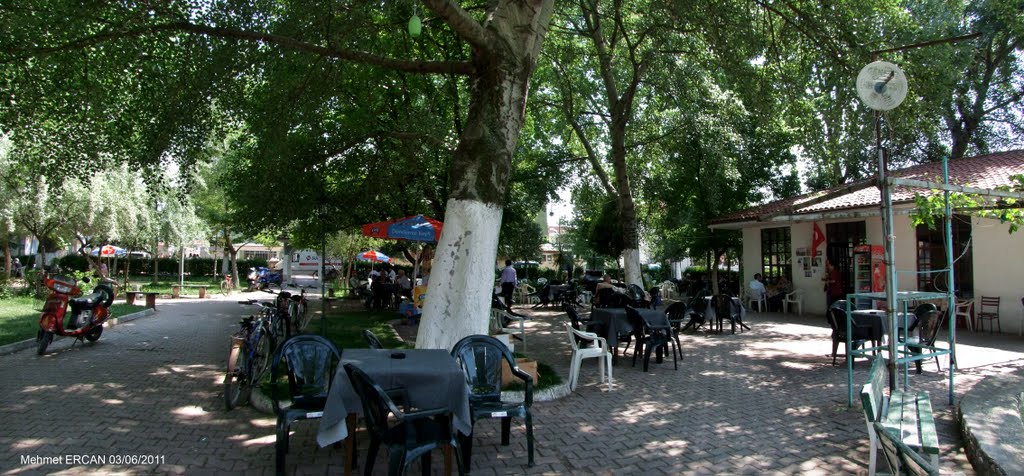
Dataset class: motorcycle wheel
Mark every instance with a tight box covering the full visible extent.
[36,330,53,355]
[85,325,103,342]
[224,342,250,410]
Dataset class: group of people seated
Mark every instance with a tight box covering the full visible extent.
[362,265,415,310]
[748,273,793,311]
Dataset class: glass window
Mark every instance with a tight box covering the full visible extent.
[916,216,973,297]
[760,227,791,280]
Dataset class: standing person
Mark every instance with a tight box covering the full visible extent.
[12,258,22,278]
[824,260,843,307]
[99,260,109,278]
[500,260,517,308]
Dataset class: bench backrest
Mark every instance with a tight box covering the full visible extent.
[860,355,888,423]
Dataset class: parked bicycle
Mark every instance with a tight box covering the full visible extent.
[250,293,291,343]
[224,303,276,410]
[285,284,313,334]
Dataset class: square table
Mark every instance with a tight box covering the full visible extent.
[317,349,472,474]
[587,308,670,363]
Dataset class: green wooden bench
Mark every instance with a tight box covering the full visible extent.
[860,355,939,476]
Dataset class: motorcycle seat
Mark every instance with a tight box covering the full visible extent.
[70,292,104,310]
[289,295,303,302]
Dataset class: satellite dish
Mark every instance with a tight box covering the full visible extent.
[856,61,908,111]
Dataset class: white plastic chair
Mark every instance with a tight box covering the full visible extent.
[783,289,804,316]
[565,323,612,391]
[490,308,526,351]
[746,288,767,313]
[515,283,537,305]
[954,299,974,332]
[660,281,676,300]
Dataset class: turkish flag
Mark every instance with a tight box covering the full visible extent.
[811,223,825,256]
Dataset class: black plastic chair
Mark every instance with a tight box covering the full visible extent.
[625,306,678,372]
[664,301,687,349]
[362,329,384,349]
[873,421,940,476]
[680,292,709,332]
[626,284,650,308]
[344,363,466,476]
[906,304,944,374]
[712,294,739,334]
[270,335,341,476]
[450,335,534,468]
[826,306,873,366]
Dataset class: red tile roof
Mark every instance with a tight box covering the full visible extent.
[708,149,1024,225]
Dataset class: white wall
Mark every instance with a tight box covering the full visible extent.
[737,213,1024,333]
[969,216,1024,334]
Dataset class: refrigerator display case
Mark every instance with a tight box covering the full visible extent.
[853,245,886,309]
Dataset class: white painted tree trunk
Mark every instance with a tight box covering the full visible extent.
[623,248,642,287]
[416,199,503,350]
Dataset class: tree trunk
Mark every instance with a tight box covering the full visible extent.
[416,0,555,350]
[151,238,159,284]
[2,234,10,280]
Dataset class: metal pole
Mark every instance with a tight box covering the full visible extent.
[944,157,956,404]
[877,111,899,391]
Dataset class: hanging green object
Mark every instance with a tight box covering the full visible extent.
[408,13,421,37]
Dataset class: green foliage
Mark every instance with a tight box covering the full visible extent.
[911,174,1024,233]
[588,200,625,258]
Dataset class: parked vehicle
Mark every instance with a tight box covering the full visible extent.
[224,301,275,410]
[36,274,116,355]
[247,267,283,291]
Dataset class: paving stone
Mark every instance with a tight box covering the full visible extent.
[2,298,1022,474]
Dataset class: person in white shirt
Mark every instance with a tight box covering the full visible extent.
[499,260,517,307]
[748,273,767,302]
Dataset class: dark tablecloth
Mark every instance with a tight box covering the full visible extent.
[316,349,471,446]
[850,310,916,341]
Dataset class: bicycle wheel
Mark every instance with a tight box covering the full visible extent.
[297,300,308,329]
[224,337,250,410]
[220,280,230,296]
[251,327,274,383]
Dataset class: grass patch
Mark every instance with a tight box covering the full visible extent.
[310,307,410,350]
[0,298,147,347]
[0,297,42,347]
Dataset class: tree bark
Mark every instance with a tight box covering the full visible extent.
[416,0,555,350]
[2,234,10,279]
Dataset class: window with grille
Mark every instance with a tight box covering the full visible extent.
[760,227,792,280]
[243,250,277,261]
[916,216,973,297]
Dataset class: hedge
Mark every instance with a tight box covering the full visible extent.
[53,255,269,277]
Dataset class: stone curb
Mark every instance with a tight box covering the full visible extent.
[958,368,1024,475]
[0,308,157,356]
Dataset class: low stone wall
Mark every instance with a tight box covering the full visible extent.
[959,368,1024,475]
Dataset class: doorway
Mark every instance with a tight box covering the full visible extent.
[826,221,867,296]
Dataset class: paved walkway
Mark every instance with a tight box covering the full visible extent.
[1,296,1022,474]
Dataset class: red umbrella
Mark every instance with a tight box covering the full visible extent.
[356,250,392,263]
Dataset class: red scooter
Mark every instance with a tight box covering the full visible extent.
[36,274,116,355]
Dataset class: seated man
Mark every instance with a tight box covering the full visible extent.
[766,275,793,311]
[748,273,767,307]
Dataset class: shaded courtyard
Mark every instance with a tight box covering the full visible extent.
[1,296,1023,474]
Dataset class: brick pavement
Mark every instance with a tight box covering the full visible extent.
[1,296,1022,475]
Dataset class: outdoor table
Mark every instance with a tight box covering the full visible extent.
[850,309,916,341]
[586,308,632,360]
[316,349,472,474]
[587,307,669,363]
